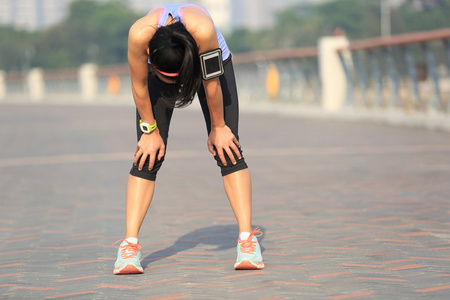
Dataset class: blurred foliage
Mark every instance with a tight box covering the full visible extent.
[1,0,450,71]
[1,0,139,71]
[0,26,33,72]
[226,0,450,52]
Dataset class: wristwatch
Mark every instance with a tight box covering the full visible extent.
[139,119,157,133]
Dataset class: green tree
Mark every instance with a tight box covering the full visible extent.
[32,0,139,69]
[2,0,450,71]
[225,28,267,53]
[313,0,381,39]
[227,0,384,53]
[394,0,450,34]
[270,5,325,49]
[0,27,34,72]
[226,0,450,53]
[89,1,139,65]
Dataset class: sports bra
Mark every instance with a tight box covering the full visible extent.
[148,4,230,61]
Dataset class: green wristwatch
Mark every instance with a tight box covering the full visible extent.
[139,119,157,133]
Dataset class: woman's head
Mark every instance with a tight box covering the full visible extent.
[149,21,202,108]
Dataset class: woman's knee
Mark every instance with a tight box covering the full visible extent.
[129,155,165,181]
[213,147,248,176]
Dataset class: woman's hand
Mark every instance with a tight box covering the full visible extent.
[134,128,165,171]
[207,125,241,166]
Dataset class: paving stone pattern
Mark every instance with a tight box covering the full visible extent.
[1,103,450,299]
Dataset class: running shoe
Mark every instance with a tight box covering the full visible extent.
[113,239,144,275]
[234,227,265,270]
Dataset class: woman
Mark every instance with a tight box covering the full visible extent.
[113,3,264,275]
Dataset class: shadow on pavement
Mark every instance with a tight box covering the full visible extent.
[141,224,265,268]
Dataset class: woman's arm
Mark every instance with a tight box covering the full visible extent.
[128,19,165,171]
[203,74,241,166]
[190,19,241,166]
[128,20,155,126]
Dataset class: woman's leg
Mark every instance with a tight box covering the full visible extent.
[198,57,263,269]
[126,74,175,240]
[125,175,156,239]
[114,174,155,275]
[114,73,175,275]
[222,169,253,234]
[198,57,253,235]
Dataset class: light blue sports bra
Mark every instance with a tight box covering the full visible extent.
[148,4,230,61]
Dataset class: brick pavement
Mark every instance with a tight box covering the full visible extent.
[1,102,450,299]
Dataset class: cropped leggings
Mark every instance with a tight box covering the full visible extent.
[129,56,248,181]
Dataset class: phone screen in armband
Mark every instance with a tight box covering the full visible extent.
[200,48,224,80]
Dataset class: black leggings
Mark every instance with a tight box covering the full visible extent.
[130,56,248,181]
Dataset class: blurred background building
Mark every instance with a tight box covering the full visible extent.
[0,0,334,32]
[0,0,68,31]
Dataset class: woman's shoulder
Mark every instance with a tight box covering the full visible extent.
[131,10,160,32]
[182,6,213,27]
[182,7,216,44]
[129,12,160,46]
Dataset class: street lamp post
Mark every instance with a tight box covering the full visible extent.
[381,0,391,37]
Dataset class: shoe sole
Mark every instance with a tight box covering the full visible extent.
[113,264,144,275]
[234,260,265,270]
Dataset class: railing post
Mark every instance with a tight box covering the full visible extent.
[443,39,450,71]
[256,60,268,101]
[313,60,321,105]
[352,51,368,107]
[443,39,450,112]
[287,59,300,101]
[278,60,291,100]
[338,51,354,107]
[422,42,441,111]
[368,49,383,107]
[27,68,45,102]
[294,59,306,103]
[319,35,350,112]
[79,63,98,102]
[402,46,420,108]
[0,70,5,101]
[383,47,400,107]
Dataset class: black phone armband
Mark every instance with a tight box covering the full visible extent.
[199,48,224,80]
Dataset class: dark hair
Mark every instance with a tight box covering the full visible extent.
[149,21,202,108]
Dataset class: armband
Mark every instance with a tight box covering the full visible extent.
[199,48,224,80]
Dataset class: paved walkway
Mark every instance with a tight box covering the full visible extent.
[1,102,450,299]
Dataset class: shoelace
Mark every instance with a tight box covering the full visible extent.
[239,227,263,254]
[113,240,142,259]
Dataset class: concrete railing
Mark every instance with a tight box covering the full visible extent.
[2,28,450,119]
[0,63,132,103]
[338,28,450,113]
[232,47,321,107]
[231,28,450,116]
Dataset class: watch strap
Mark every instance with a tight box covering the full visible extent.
[139,119,157,133]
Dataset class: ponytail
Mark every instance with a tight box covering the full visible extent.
[149,21,202,108]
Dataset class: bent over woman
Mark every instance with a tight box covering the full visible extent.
[113,3,264,275]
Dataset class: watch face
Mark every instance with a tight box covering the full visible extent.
[141,124,150,133]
